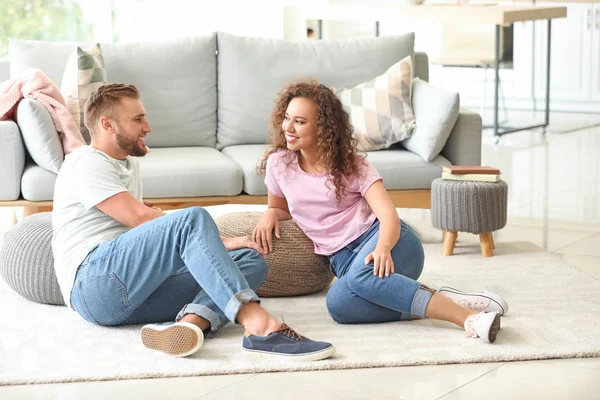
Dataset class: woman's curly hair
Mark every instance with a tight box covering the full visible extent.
[259,79,363,203]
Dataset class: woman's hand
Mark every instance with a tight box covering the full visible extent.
[251,209,280,254]
[222,236,265,256]
[365,247,395,278]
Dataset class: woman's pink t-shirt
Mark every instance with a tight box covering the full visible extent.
[264,150,382,256]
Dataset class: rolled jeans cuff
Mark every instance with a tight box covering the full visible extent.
[410,286,434,319]
[225,288,260,324]
[176,304,222,334]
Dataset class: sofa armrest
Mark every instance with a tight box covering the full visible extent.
[414,52,429,82]
[0,120,26,200]
[440,108,482,166]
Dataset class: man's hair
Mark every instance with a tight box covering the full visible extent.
[84,83,140,135]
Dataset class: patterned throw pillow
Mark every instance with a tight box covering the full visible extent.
[60,43,107,144]
[333,55,415,151]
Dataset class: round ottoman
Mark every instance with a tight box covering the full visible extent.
[215,212,334,297]
[0,212,66,305]
[431,178,508,257]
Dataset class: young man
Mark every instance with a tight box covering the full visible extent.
[51,83,335,360]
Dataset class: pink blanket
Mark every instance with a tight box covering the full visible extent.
[0,69,85,154]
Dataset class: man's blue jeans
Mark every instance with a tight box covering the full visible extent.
[326,219,431,323]
[69,207,267,334]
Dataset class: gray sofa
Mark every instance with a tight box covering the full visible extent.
[0,32,481,211]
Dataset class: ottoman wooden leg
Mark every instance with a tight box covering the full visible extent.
[442,231,458,256]
[480,233,494,257]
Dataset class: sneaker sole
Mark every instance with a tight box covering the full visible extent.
[242,344,336,362]
[439,286,508,316]
[141,322,203,357]
[480,312,501,344]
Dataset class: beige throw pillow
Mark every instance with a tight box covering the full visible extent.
[333,55,416,151]
[61,43,107,144]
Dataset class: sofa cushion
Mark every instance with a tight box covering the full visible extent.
[333,55,415,151]
[401,78,460,162]
[21,147,243,201]
[367,148,450,190]
[138,147,242,198]
[21,162,57,201]
[216,32,415,149]
[9,36,217,148]
[222,144,450,196]
[16,99,64,173]
[221,144,266,195]
[60,43,107,144]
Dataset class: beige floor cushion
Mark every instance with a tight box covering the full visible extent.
[214,212,333,297]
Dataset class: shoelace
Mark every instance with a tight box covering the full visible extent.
[276,323,303,341]
[458,299,488,312]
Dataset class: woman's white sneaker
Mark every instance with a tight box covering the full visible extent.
[464,311,501,343]
[438,286,509,316]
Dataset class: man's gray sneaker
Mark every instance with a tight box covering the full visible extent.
[242,323,335,361]
[141,321,204,357]
[438,286,509,316]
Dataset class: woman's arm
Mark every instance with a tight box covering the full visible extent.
[267,190,292,221]
[364,180,401,277]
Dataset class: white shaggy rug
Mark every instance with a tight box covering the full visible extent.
[2,234,599,385]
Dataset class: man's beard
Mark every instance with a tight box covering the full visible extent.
[115,124,147,157]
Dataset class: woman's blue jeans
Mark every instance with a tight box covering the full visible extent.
[69,207,267,334]
[326,219,431,323]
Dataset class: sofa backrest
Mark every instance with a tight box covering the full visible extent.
[8,36,217,148]
[216,32,415,149]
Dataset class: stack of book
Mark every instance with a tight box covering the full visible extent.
[442,165,501,182]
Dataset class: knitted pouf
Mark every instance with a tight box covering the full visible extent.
[0,212,65,306]
[215,212,334,297]
[431,178,508,256]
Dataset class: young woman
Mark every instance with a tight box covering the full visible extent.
[252,80,508,343]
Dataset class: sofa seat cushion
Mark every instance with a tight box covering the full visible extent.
[9,36,217,148]
[138,147,242,198]
[366,148,451,190]
[21,147,244,201]
[221,144,451,196]
[21,163,57,201]
[221,144,267,195]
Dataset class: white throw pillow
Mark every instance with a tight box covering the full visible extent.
[61,43,107,144]
[401,78,460,162]
[15,99,64,173]
[332,55,416,151]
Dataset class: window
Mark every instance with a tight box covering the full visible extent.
[0,0,95,58]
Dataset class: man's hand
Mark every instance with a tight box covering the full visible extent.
[143,200,162,211]
[222,236,266,256]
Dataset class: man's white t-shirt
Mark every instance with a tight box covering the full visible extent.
[52,146,142,307]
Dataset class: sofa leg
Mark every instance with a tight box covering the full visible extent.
[442,231,457,256]
[480,233,494,257]
[10,208,18,227]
